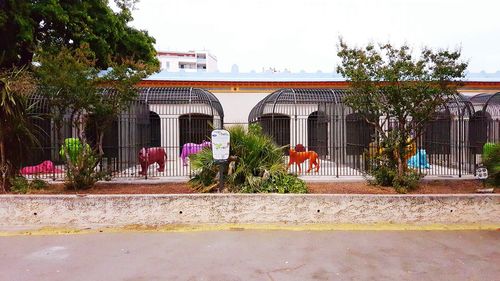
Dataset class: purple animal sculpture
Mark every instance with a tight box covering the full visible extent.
[180,141,211,166]
[138,147,167,176]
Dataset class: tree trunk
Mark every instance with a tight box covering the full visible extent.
[397,151,404,178]
[0,139,8,192]
[97,130,105,158]
[56,107,77,167]
[397,120,407,178]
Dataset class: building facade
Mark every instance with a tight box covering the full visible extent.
[139,71,500,126]
[156,51,218,72]
[25,71,500,180]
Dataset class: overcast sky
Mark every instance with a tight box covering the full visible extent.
[129,0,500,73]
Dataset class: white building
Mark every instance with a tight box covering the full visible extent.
[156,51,218,72]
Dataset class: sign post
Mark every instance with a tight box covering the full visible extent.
[211,129,230,192]
[476,164,488,188]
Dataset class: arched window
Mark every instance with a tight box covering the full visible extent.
[149,111,161,147]
[84,115,119,158]
[469,111,490,154]
[346,113,374,155]
[28,116,52,165]
[179,113,213,152]
[424,111,451,154]
[308,111,328,156]
[258,114,291,149]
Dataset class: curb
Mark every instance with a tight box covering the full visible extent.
[1,194,498,230]
[1,223,499,236]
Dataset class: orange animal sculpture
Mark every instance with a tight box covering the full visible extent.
[287,148,320,174]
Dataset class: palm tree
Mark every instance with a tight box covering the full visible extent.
[189,124,306,193]
[0,68,37,192]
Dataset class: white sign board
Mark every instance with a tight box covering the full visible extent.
[211,129,230,160]
[476,167,488,180]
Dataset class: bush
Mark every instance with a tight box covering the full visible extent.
[253,172,307,194]
[188,148,219,192]
[9,177,48,194]
[392,171,423,193]
[58,137,101,190]
[64,146,102,190]
[367,145,424,193]
[369,161,396,187]
[30,178,48,190]
[9,176,30,194]
[190,124,306,193]
[483,143,500,186]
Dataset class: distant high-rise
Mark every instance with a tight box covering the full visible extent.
[156,50,218,72]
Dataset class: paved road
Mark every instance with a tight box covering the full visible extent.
[0,230,499,281]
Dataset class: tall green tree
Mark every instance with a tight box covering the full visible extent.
[34,44,153,189]
[90,58,155,157]
[337,39,468,189]
[0,0,159,70]
[34,45,98,146]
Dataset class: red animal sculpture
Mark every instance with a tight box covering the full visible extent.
[138,147,167,176]
[295,144,305,152]
[287,148,320,174]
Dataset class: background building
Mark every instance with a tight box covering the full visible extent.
[26,70,500,179]
[156,51,218,72]
[139,71,500,126]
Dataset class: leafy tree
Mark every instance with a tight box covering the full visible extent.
[34,46,98,146]
[91,58,155,157]
[34,45,153,189]
[337,39,468,190]
[0,0,158,189]
[0,68,38,192]
[34,46,100,189]
[0,0,159,70]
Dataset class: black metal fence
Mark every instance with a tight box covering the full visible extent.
[20,88,500,180]
[21,87,223,180]
[249,89,500,177]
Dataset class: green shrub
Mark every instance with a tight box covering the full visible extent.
[482,142,500,186]
[254,172,307,194]
[9,176,30,194]
[9,177,49,194]
[392,171,423,193]
[190,124,306,193]
[369,163,396,187]
[367,145,424,193]
[30,179,48,190]
[64,147,102,190]
[188,148,219,192]
[58,137,101,190]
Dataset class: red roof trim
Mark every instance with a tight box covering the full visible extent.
[138,80,500,89]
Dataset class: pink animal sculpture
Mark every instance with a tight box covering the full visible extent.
[20,160,63,175]
[180,141,211,166]
[138,147,167,176]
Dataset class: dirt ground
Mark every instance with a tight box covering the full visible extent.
[27,182,195,195]
[307,180,498,194]
[16,179,497,195]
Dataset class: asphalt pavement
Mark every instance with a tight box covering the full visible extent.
[0,230,498,281]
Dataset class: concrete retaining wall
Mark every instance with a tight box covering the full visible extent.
[0,194,499,228]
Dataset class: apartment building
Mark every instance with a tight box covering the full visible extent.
[156,50,218,72]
